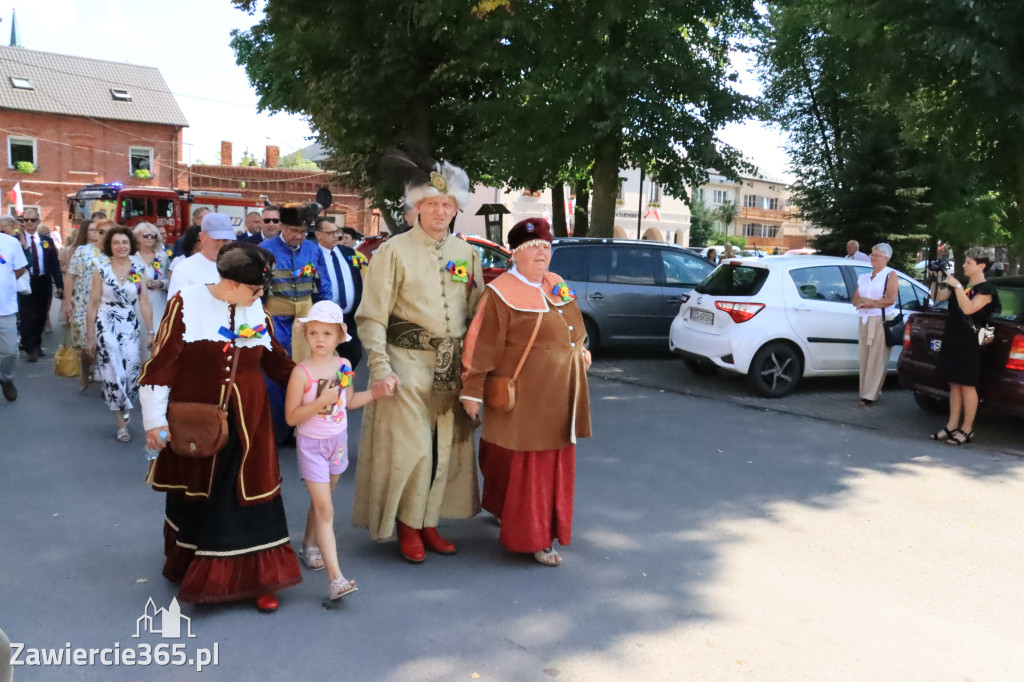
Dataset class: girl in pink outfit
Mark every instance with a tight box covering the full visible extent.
[285,301,382,600]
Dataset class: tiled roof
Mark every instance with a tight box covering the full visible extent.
[0,45,188,127]
[300,141,328,163]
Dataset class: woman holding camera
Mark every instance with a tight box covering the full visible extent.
[929,247,999,445]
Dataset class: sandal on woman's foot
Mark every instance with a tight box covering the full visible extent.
[301,544,325,571]
[947,429,973,446]
[534,547,562,567]
[329,577,358,600]
[116,427,131,443]
[929,426,955,442]
[858,399,875,407]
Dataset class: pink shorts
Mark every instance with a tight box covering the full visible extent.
[296,432,349,483]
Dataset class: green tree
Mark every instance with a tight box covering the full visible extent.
[278,150,320,171]
[232,0,760,236]
[688,198,717,247]
[758,0,1023,270]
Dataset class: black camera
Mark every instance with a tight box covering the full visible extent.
[926,259,950,273]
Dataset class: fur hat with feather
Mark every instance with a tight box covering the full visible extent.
[381,147,471,210]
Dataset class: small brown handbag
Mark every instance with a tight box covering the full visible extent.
[166,351,239,458]
[484,312,543,413]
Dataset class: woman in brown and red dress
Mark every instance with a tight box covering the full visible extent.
[460,218,592,567]
[140,241,301,611]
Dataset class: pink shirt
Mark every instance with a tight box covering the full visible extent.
[295,360,349,439]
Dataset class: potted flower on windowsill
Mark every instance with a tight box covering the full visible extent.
[615,198,625,206]
[647,201,661,208]
[132,169,152,179]
[16,161,34,174]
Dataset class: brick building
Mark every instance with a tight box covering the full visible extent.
[0,44,187,230]
[184,141,377,235]
[0,45,376,236]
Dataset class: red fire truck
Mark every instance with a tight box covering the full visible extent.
[67,184,267,242]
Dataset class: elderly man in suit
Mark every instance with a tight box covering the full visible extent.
[312,218,364,367]
[17,208,63,362]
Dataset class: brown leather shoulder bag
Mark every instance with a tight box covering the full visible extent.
[167,351,240,458]
[484,311,543,413]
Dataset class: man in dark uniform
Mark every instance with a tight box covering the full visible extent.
[17,209,62,362]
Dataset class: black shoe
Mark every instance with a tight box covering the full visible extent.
[0,380,16,401]
[26,350,39,363]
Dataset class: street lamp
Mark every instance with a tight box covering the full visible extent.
[475,204,511,244]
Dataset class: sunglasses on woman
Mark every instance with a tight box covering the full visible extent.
[140,233,158,239]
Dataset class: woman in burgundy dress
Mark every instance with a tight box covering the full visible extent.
[140,241,301,611]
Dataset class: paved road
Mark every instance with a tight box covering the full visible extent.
[2,336,1023,680]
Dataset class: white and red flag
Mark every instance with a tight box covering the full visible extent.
[7,182,23,215]
[644,207,661,221]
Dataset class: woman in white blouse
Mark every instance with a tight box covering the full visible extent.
[851,243,899,406]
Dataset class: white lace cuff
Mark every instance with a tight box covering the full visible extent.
[140,385,171,431]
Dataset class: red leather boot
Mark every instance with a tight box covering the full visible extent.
[396,521,426,563]
[421,527,457,555]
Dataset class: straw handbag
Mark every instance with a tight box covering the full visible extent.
[53,329,81,378]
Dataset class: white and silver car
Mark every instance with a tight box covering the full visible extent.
[669,256,933,397]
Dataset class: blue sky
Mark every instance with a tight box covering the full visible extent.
[15,1,792,180]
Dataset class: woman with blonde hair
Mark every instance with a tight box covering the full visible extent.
[131,221,170,355]
[62,220,110,391]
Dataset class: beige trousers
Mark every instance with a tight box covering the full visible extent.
[858,315,889,401]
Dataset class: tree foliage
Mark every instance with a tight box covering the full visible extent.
[231,0,760,237]
[758,0,1024,269]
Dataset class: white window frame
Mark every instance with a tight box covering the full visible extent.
[742,222,779,238]
[712,189,728,205]
[129,146,154,176]
[744,194,758,208]
[767,197,779,210]
[8,203,42,218]
[648,183,660,204]
[8,136,37,169]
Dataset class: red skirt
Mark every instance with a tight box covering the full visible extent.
[479,439,575,554]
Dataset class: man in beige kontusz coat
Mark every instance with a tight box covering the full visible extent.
[352,157,484,563]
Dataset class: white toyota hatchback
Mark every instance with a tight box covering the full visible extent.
[669,256,933,397]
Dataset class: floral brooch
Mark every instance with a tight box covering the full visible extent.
[336,365,356,388]
[349,251,368,271]
[552,281,576,302]
[446,259,470,283]
[292,262,317,278]
[218,323,266,352]
[128,266,143,293]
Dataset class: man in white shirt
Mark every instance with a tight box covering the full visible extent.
[313,218,363,367]
[0,220,29,400]
[167,213,235,298]
[845,240,871,262]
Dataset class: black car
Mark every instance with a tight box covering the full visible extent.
[549,238,715,349]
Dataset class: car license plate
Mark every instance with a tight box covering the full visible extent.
[930,339,942,352]
[690,309,714,325]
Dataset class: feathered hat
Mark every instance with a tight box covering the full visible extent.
[380,148,471,210]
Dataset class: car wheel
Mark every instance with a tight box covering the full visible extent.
[913,391,948,415]
[747,341,802,398]
[684,357,717,376]
[583,317,599,352]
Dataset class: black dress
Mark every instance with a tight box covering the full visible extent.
[937,280,999,387]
